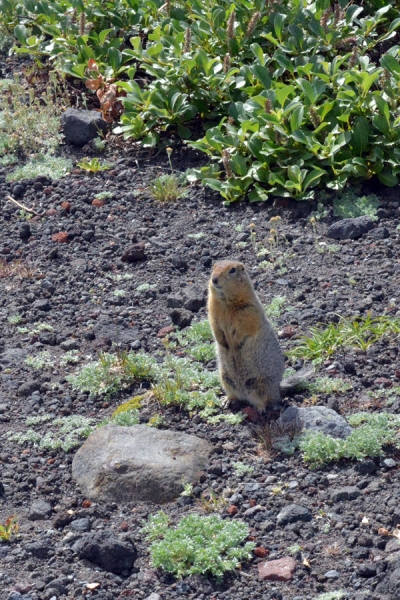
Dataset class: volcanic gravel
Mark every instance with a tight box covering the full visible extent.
[2,140,400,600]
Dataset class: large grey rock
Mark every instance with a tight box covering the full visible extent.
[72,424,213,503]
[72,530,136,574]
[278,405,352,439]
[61,108,107,146]
[327,216,376,240]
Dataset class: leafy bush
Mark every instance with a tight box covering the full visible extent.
[5,0,400,201]
[300,412,400,468]
[142,512,254,579]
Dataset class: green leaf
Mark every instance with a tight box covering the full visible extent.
[177,124,192,139]
[108,47,122,73]
[14,24,27,45]
[275,85,295,107]
[290,105,304,132]
[99,28,113,44]
[377,171,398,187]
[274,13,286,41]
[250,65,271,89]
[250,43,264,65]
[352,117,370,155]
[303,168,326,191]
[380,54,400,80]
[372,114,391,138]
[375,96,390,121]
[230,154,248,177]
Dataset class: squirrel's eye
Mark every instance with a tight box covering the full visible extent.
[229,267,236,274]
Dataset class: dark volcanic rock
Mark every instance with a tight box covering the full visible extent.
[61,108,107,145]
[326,216,376,240]
[72,531,137,574]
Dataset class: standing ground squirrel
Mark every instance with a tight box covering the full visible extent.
[208,260,311,411]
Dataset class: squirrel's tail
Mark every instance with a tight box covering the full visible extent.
[280,366,314,394]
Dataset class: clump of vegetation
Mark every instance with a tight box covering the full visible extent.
[142,511,254,579]
[232,461,254,476]
[148,173,187,202]
[6,155,72,182]
[67,351,156,398]
[332,191,380,219]
[313,592,345,600]
[0,516,19,542]
[25,350,54,370]
[0,75,64,158]
[265,296,286,319]
[174,319,215,363]
[300,412,400,468]
[76,157,111,172]
[305,376,351,395]
[6,415,94,452]
[289,315,400,364]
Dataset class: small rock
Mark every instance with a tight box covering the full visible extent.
[277,504,312,527]
[258,557,297,581]
[278,405,352,439]
[52,511,73,529]
[354,459,377,475]
[61,108,107,146]
[357,563,376,577]
[144,595,161,600]
[183,288,205,312]
[327,216,376,240]
[72,530,136,574]
[28,500,52,521]
[26,540,52,558]
[167,295,184,308]
[324,569,340,579]
[369,227,390,240]
[171,256,188,271]
[60,338,80,351]
[170,308,193,329]
[121,243,146,263]
[383,458,397,468]
[70,518,91,532]
[19,223,31,240]
[52,232,69,243]
[157,325,175,338]
[331,486,361,502]
[18,380,41,397]
[33,299,52,312]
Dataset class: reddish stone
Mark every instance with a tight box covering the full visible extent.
[241,406,259,423]
[249,499,257,507]
[92,198,106,207]
[46,208,57,216]
[278,326,295,339]
[52,232,69,243]
[61,201,71,212]
[395,370,400,379]
[44,187,54,195]
[120,521,129,532]
[157,325,175,338]
[254,547,269,558]
[82,499,91,508]
[258,557,297,581]
[227,505,238,516]
[374,377,392,388]
[121,243,146,263]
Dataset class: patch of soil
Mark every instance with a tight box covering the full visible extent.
[2,78,400,600]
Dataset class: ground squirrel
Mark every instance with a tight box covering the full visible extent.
[208,260,311,411]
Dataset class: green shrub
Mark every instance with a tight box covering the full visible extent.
[143,512,254,579]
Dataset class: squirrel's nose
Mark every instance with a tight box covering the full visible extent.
[212,277,219,285]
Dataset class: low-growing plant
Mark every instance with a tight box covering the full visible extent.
[300,412,400,468]
[196,488,229,513]
[67,350,156,398]
[265,296,286,319]
[305,377,351,395]
[313,592,345,600]
[60,350,81,366]
[94,191,113,200]
[6,155,72,182]
[148,413,165,428]
[148,173,187,202]
[0,258,40,279]
[332,191,380,218]
[0,516,19,542]
[0,75,64,158]
[76,157,111,172]
[142,512,254,579]
[7,314,22,324]
[6,415,94,452]
[25,351,54,370]
[289,315,400,364]
[174,319,215,363]
[232,461,254,476]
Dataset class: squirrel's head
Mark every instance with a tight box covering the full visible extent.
[209,260,250,300]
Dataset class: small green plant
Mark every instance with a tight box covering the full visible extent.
[0,75,64,158]
[67,350,155,398]
[188,232,205,240]
[180,482,194,497]
[174,319,215,363]
[113,289,126,297]
[289,315,400,364]
[136,283,156,293]
[25,351,54,370]
[143,512,254,579]
[148,413,165,428]
[333,191,380,219]
[300,412,400,468]
[0,516,19,542]
[265,296,286,319]
[60,350,80,366]
[76,157,111,172]
[7,155,72,182]
[148,173,187,202]
[313,592,345,600]
[287,543,303,556]
[232,461,254,476]
[94,191,113,200]
[305,377,351,395]
[7,314,22,324]
[6,415,94,452]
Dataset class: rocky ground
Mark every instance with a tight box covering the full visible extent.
[2,96,400,600]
